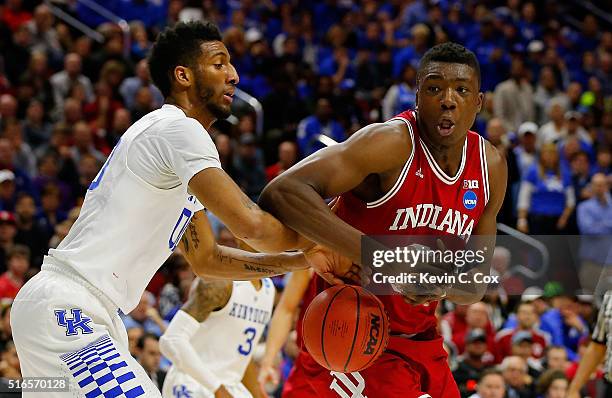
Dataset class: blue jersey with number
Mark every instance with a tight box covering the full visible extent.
[190,279,275,383]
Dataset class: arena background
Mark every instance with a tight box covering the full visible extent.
[0,0,610,397]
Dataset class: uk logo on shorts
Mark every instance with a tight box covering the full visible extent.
[172,385,193,398]
[55,308,94,336]
[463,190,477,210]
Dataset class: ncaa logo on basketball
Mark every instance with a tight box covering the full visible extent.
[463,190,477,210]
[363,313,381,355]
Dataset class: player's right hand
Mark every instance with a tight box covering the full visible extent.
[214,385,232,398]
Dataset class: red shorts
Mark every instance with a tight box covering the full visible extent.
[282,335,459,398]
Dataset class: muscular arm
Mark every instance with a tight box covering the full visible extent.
[158,278,233,392]
[179,211,309,280]
[259,121,410,265]
[446,140,507,304]
[189,167,301,252]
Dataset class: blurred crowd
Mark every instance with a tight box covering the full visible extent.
[0,0,610,396]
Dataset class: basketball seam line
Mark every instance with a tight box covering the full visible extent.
[320,287,347,371]
[343,285,360,372]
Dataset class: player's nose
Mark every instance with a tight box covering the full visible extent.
[228,63,239,85]
[440,88,456,110]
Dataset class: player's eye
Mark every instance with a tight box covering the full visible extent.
[457,86,469,94]
[427,86,440,93]
[214,64,224,69]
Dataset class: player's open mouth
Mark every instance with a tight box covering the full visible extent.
[437,119,455,136]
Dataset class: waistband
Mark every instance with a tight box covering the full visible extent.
[42,256,120,314]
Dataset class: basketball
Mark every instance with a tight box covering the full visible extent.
[302,285,389,373]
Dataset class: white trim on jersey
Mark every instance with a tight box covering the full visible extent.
[478,135,490,206]
[420,135,467,185]
[366,117,416,209]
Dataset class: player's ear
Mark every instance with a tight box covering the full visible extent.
[476,91,484,113]
[173,66,192,90]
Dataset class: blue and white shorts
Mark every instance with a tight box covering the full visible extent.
[11,264,162,397]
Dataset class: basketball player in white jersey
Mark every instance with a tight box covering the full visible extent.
[160,277,275,398]
[10,21,353,398]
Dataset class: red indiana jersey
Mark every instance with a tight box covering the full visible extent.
[317,109,491,336]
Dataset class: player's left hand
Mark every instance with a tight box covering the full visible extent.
[304,245,367,285]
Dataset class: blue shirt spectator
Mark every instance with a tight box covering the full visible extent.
[297,98,345,157]
[539,303,588,361]
[577,173,612,265]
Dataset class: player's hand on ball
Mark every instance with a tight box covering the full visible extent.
[214,385,232,398]
[304,245,365,285]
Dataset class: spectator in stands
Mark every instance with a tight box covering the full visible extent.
[25,4,62,64]
[120,59,163,113]
[69,121,106,166]
[0,0,31,32]
[540,293,588,361]
[577,173,612,295]
[122,291,167,337]
[569,151,592,204]
[536,369,568,398]
[158,253,194,320]
[538,98,567,146]
[496,301,550,362]
[453,302,496,355]
[593,145,611,177]
[493,57,535,133]
[0,340,20,380]
[512,331,545,377]
[454,329,495,398]
[534,66,566,126]
[233,133,267,201]
[83,81,124,138]
[514,122,538,178]
[35,182,66,240]
[127,326,144,359]
[130,86,156,122]
[501,356,533,398]
[0,171,16,215]
[467,15,509,93]
[0,94,18,132]
[382,64,417,121]
[543,345,569,373]
[0,244,29,300]
[266,141,298,182]
[106,108,131,148]
[3,121,36,178]
[49,53,93,116]
[0,304,12,344]
[517,143,575,234]
[13,193,47,268]
[297,97,345,156]
[0,211,17,273]
[135,333,166,391]
[19,51,55,115]
[468,369,506,398]
[22,99,52,151]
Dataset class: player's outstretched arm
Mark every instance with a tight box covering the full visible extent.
[188,168,302,253]
[259,121,410,266]
[159,278,232,394]
[446,140,507,305]
[258,269,313,390]
[179,210,310,280]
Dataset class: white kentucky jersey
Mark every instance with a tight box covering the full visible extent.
[47,104,221,313]
[190,279,275,383]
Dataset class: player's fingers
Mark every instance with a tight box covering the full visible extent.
[320,271,345,285]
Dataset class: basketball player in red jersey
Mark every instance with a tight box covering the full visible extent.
[259,43,507,398]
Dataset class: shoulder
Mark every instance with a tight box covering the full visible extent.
[480,138,508,202]
[182,278,233,322]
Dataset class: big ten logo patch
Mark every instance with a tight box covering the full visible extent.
[330,371,367,398]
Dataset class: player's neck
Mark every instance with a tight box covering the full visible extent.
[165,95,215,129]
[251,280,262,290]
[418,126,465,177]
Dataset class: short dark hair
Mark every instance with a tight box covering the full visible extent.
[136,332,159,350]
[148,20,223,98]
[417,42,481,87]
[479,368,503,383]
